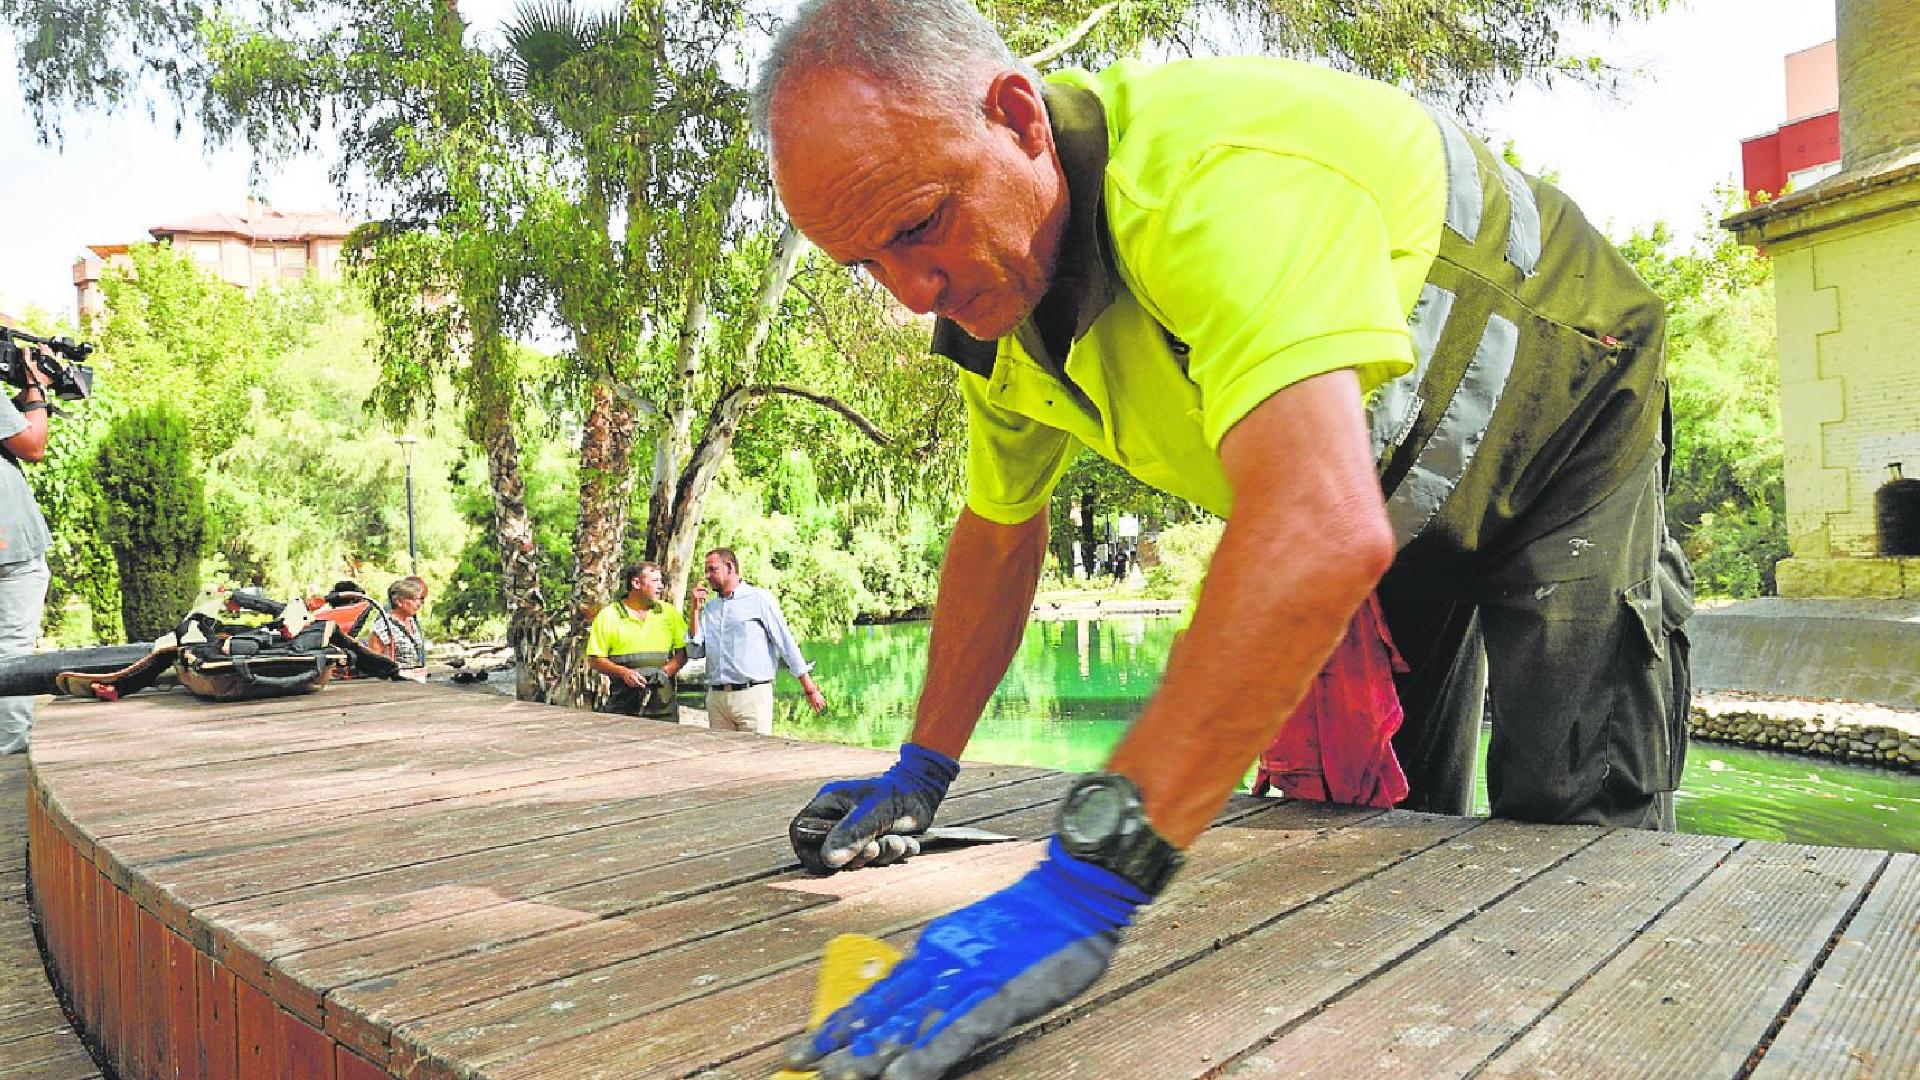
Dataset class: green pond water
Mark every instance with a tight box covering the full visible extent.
[770,615,1920,854]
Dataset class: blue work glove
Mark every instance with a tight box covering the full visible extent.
[785,837,1149,1080]
[790,743,958,874]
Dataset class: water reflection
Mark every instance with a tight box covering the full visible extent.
[771,617,1920,853]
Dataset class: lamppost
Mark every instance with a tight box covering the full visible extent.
[395,434,419,573]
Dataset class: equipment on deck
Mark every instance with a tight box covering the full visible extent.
[22,593,402,704]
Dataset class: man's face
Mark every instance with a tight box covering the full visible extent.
[769,67,1067,341]
[703,555,738,594]
[630,567,662,600]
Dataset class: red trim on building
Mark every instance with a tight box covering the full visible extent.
[1741,109,1841,203]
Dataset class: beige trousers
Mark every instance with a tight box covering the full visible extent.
[706,682,775,736]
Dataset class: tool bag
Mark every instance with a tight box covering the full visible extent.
[54,610,401,703]
[175,615,346,701]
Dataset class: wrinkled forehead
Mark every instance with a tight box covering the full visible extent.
[769,68,975,215]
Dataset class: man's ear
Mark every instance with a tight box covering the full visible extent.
[984,71,1051,158]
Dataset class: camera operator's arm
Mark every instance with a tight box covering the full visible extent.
[2,350,52,462]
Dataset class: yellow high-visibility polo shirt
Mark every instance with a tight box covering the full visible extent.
[953,57,1447,524]
[584,599,688,659]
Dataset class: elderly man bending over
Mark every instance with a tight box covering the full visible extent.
[759,2,1692,1077]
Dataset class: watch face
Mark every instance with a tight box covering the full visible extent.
[1062,782,1128,845]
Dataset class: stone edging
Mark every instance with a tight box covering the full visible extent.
[1689,693,1920,772]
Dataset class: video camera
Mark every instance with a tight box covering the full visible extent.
[0,327,95,401]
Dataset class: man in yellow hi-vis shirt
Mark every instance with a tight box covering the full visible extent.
[755,3,1693,1076]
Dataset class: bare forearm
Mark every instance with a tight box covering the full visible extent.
[1108,509,1385,845]
[910,508,1048,759]
[1107,370,1393,847]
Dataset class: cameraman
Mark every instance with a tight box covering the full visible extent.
[0,344,52,754]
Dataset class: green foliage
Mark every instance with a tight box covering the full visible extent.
[94,244,330,458]
[436,438,581,639]
[94,404,207,640]
[1618,195,1784,598]
[1142,519,1223,602]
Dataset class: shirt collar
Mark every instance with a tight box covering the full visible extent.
[930,81,1118,378]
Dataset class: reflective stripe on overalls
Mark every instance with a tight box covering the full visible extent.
[1363,109,1691,829]
[1367,107,1668,562]
[1369,107,1534,550]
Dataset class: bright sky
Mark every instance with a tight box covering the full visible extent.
[0,0,1836,323]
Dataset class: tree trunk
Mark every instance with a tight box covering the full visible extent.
[560,364,639,706]
[648,280,708,598]
[465,321,561,701]
[655,225,808,610]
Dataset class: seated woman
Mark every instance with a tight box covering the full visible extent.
[584,561,688,721]
[364,575,431,682]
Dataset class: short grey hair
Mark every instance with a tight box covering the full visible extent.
[751,0,1037,141]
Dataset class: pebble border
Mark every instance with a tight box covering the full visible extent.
[1690,699,1920,773]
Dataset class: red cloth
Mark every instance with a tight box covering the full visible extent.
[1252,591,1410,809]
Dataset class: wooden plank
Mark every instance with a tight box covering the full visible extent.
[326,786,1084,1062]
[113,890,143,1079]
[70,708,739,829]
[166,929,200,1080]
[134,748,883,907]
[102,741,791,866]
[0,1033,94,1074]
[48,719,666,839]
[140,908,174,1079]
[57,830,86,1022]
[89,873,116,1063]
[0,1006,71,1047]
[1751,852,1920,1079]
[742,817,1596,1080]
[275,1008,334,1080]
[1214,829,1737,1077]
[1479,842,1886,1079]
[194,954,237,1080]
[0,1047,102,1079]
[197,765,1047,971]
[400,802,1415,1080]
[334,1047,386,1080]
[232,979,276,1080]
[294,769,1070,998]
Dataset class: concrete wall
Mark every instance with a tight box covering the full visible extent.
[1760,172,1920,596]
[1688,598,1920,709]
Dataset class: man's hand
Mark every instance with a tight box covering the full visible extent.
[790,743,958,873]
[690,583,709,607]
[617,667,645,688]
[783,838,1148,1080]
[804,683,828,714]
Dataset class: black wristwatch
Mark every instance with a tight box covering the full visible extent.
[1055,773,1184,895]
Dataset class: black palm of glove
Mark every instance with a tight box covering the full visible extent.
[790,743,959,874]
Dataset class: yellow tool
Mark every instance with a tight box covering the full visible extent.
[772,934,905,1080]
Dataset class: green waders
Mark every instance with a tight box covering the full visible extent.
[1368,111,1694,829]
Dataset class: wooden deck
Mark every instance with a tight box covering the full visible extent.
[21,679,1920,1079]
